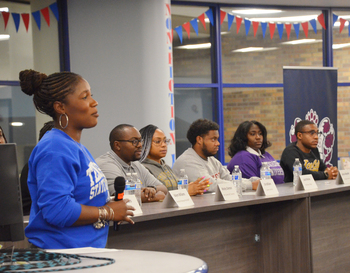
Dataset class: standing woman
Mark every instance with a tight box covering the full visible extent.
[0,126,7,144]
[227,120,284,185]
[140,124,209,195]
[19,69,134,249]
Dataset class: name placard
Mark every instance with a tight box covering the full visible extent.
[123,194,143,216]
[336,170,350,185]
[214,183,239,201]
[162,189,194,208]
[295,174,318,191]
[256,178,279,196]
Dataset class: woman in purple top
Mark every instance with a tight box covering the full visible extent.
[227,120,284,184]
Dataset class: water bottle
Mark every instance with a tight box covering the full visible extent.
[132,172,142,206]
[178,169,189,190]
[260,162,272,180]
[124,173,136,196]
[293,158,302,186]
[232,165,242,197]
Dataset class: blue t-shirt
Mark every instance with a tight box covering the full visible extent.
[25,129,110,249]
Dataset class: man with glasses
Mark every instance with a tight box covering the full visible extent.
[96,124,167,202]
[280,120,338,182]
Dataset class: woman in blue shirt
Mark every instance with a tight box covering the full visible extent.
[19,69,134,249]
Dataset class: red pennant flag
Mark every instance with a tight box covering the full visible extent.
[285,23,292,40]
[165,3,171,16]
[252,21,259,37]
[317,13,326,30]
[301,21,309,38]
[220,10,226,25]
[183,22,190,39]
[269,23,275,39]
[1,12,10,30]
[236,17,242,33]
[339,18,347,33]
[41,7,50,26]
[21,13,30,32]
[198,13,206,30]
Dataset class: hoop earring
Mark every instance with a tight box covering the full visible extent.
[59,113,69,129]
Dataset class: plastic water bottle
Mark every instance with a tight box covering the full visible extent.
[178,169,189,190]
[132,172,142,206]
[124,173,136,196]
[293,158,302,186]
[260,162,272,180]
[232,165,242,197]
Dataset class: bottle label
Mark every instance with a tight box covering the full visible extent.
[234,175,240,180]
[263,171,271,176]
[125,185,136,190]
[182,179,188,185]
[178,180,183,185]
[293,166,302,172]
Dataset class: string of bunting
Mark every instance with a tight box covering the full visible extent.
[0,2,58,32]
[174,9,350,43]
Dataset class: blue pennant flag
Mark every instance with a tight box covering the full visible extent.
[261,22,267,38]
[190,18,199,36]
[205,9,214,26]
[174,26,183,44]
[49,2,59,22]
[333,13,338,26]
[244,19,251,36]
[32,10,41,30]
[310,19,317,34]
[293,23,300,39]
[12,13,20,32]
[227,14,235,31]
[277,23,284,39]
[348,21,350,37]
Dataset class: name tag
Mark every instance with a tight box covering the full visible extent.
[162,189,194,208]
[336,170,350,185]
[295,174,318,191]
[215,183,239,201]
[256,178,279,196]
[123,195,142,216]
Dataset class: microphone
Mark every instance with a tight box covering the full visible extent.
[114,176,126,231]
[114,176,126,201]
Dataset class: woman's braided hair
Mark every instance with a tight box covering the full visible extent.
[19,69,82,119]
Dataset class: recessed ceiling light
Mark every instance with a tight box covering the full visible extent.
[333,43,350,49]
[249,15,318,23]
[176,43,211,49]
[334,21,349,27]
[281,39,322,45]
[232,47,278,53]
[11,122,24,127]
[231,9,282,15]
[0,7,9,12]
[0,34,10,41]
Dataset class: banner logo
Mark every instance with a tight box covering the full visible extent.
[288,109,335,167]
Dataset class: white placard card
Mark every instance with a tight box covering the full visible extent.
[214,183,239,201]
[162,189,194,208]
[123,195,143,216]
[336,170,350,185]
[255,178,279,196]
[295,174,318,191]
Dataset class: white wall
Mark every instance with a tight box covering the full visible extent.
[67,0,175,164]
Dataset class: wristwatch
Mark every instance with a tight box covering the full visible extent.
[324,171,329,179]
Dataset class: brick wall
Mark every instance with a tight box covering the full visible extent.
[173,24,350,165]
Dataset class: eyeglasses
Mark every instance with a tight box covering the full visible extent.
[300,130,322,137]
[116,139,144,147]
[152,139,171,146]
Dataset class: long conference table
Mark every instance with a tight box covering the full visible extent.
[7,180,350,273]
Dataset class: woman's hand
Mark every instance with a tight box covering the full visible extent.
[107,199,135,224]
[188,177,212,196]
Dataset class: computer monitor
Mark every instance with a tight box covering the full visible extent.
[0,143,24,241]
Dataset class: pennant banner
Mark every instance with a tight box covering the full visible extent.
[0,2,58,32]
[172,10,350,44]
